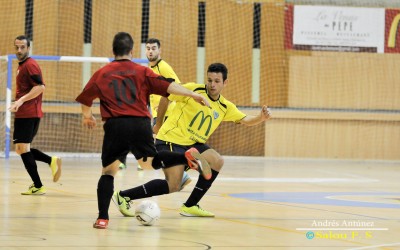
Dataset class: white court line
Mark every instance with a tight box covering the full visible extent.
[325,195,400,206]
[217,178,379,183]
[346,242,400,250]
[317,169,372,179]
[296,228,388,231]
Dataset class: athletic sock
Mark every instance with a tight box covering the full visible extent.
[30,148,52,165]
[21,152,43,188]
[120,179,169,200]
[119,154,127,165]
[152,151,187,169]
[97,175,114,220]
[184,169,219,207]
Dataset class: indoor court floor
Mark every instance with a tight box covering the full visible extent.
[1,155,399,249]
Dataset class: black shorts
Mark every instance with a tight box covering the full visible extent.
[155,139,210,154]
[13,118,40,144]
[102,117,157,167]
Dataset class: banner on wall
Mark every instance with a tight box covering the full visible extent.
[287,5,386,53]
[385,9,400,53]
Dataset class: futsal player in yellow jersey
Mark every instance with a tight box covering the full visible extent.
[155,63,271,216]
[113,63,271,218]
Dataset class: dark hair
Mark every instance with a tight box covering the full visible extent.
[15,35,30,47]
[207,63,228,81]
[145,38,161,47]
[113,32,134,56]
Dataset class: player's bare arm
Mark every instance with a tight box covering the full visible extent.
[81,104,96,129]
[167,82,210,107]
[153,97,169,134]
[239,105,272,126]
[9,84,45,112]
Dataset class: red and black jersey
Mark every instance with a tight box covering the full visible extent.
[15,57,44,118]
[75,59,172,120]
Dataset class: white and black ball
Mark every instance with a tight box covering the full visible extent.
[135,200,161,226]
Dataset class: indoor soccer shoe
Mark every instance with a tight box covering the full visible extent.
[184,148,212,180]
[112,191,135,217]
[179,204,215,217]
[50,156,62,182]
[118,163,127,169]
[179,171,192,191]
[93,219,109,229]
[21,184,46,195]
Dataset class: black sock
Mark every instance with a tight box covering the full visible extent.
[97,175,114,220]
[119,154,127,165]
[184,169,219,207]
[152,151,187,169]
[31,148,52,165]
[21,152,43,188]
[120,179,169,200]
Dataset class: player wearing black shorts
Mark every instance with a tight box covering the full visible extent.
[10,35,62,196]
[75,32,211,229]
[154,63,272,217]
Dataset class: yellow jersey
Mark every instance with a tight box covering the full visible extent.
[156,82,246,145]
[149,59,180,118]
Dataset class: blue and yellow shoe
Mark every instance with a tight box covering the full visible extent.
[179,172,192,191]
[179,204,215,217]
[21,184,46,195]
[50,156,62,182]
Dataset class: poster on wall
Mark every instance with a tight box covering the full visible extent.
[285,5,386,53]
[385,9,400,53]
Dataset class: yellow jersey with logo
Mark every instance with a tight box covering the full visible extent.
[149,59,180,118]
[156,82,246,145]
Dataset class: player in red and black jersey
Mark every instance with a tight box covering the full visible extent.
[75,32,211,229]
[9,35,62,195]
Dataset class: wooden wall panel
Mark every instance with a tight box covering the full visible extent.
[0,0,25,103]
[58,0,84,56]
[56,1,84,102]
[206,0,253,105]
[265,115,400,160]
[92,0,142,58]
[288,52,400,110]
[0,0,25,55]
[260,1,288,107]
[30,1,84,102]
[33,1,58,55]
[8,2,59,102]
[149,0,198,83]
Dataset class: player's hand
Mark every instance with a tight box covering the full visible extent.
[83,115,96,129]
[261,105,271,120]
[153,123,161,135]
[8,100,23,112]
[192,93,210,107]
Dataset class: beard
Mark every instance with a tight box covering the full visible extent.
[147,55,159,62]
[16,53,28,61]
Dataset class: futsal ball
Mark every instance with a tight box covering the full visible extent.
[135,200,161,226]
